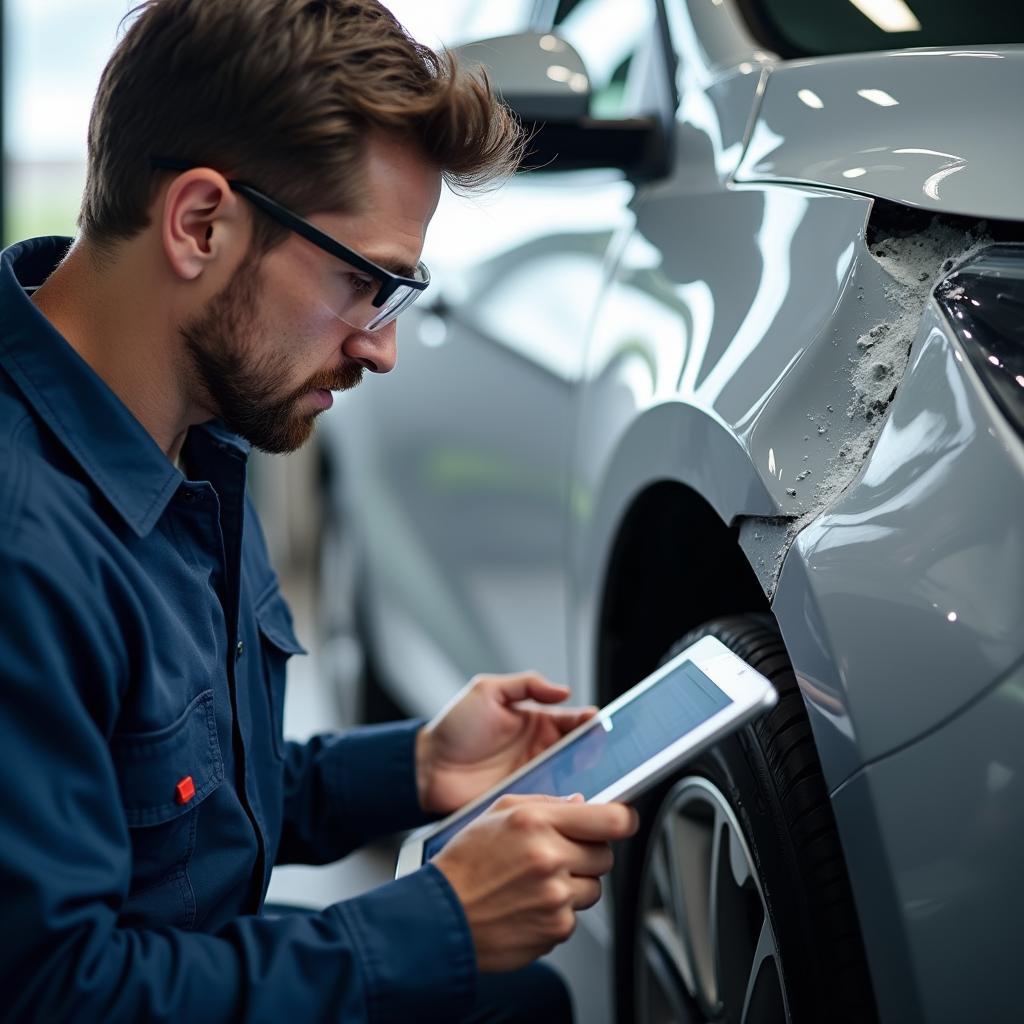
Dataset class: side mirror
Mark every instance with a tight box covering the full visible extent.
[455,32,665,179]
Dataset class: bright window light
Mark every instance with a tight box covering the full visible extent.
[847,0,921,33]
[797,89,824,109]
[848,0,922,33]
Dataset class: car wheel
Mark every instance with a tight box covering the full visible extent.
[615,615,876,1024]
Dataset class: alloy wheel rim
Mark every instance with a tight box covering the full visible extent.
[634,776,790,1024]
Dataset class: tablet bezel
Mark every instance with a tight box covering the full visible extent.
[396,634,777,877]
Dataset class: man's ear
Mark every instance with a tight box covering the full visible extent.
[159,168,249,282]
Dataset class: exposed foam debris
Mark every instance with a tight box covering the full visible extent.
[792,219,992,535]
[744,218,993,598]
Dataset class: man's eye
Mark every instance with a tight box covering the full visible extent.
[348,274,375,296]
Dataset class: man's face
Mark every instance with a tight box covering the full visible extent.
[181,134,442,454]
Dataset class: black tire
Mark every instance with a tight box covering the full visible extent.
[613,614,877,1024]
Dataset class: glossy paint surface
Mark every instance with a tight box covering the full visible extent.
[737,47,1024,220]
[663,0,770,185]
[670,0,768,74]
[831,657,1024,1023]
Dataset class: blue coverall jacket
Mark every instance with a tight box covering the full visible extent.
[0,237,477,1022]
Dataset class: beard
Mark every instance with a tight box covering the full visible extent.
[180,255,363,454]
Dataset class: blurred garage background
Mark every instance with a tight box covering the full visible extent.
[0,0,526,907]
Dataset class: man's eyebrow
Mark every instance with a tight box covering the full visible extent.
[366,253,418,279]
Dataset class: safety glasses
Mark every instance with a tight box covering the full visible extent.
[151,157,430,332]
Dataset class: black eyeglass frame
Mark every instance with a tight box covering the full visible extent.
[150,157,430,312]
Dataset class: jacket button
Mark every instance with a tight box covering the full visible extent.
[236,640,245,658]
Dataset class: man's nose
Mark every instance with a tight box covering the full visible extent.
[341,321,397,374]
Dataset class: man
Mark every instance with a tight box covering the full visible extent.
[0,1,638,1021]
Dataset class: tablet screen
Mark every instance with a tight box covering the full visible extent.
[422,659,732,861]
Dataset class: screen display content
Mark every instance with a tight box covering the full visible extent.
[422,660,732,861]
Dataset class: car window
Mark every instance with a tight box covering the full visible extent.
[748,0,1024,58]
[552,0,657,118]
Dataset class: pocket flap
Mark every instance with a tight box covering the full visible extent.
[111,689,224,827]
[254,587,307,656]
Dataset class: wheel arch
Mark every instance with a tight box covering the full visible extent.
[595,479,771,705]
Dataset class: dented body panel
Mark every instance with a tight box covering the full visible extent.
[570,184,872,690]
[774,299,1024,784]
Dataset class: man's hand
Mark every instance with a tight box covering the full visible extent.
[416,671,598,816]
[433,794,639,972]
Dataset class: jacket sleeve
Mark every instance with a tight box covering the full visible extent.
[0,546,477,1024]
[274,720,439,865]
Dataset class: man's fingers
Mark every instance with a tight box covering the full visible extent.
[568,875,603,911]
[549,706,599,735]
[491,792,567,811]
[483,671,571,707]
[548,801,639,843]
[492,796,637,846]
[560,839,615,878]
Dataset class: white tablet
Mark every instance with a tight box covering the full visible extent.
[396,634,777,877]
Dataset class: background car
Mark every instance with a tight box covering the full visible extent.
[317,1,1024,1021]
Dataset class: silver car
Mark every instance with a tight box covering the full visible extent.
[317,1,1024,1021]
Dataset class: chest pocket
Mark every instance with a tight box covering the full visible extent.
[111,689,224,929]
[254,585,307,761]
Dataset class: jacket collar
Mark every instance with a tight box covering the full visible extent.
[0,236,249,538]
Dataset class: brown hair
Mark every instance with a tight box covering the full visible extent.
[79,0,524,252]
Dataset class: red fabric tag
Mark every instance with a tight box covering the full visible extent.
[175,776,196,805]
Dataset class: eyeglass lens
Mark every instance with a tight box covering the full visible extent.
[321,261,427,333]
